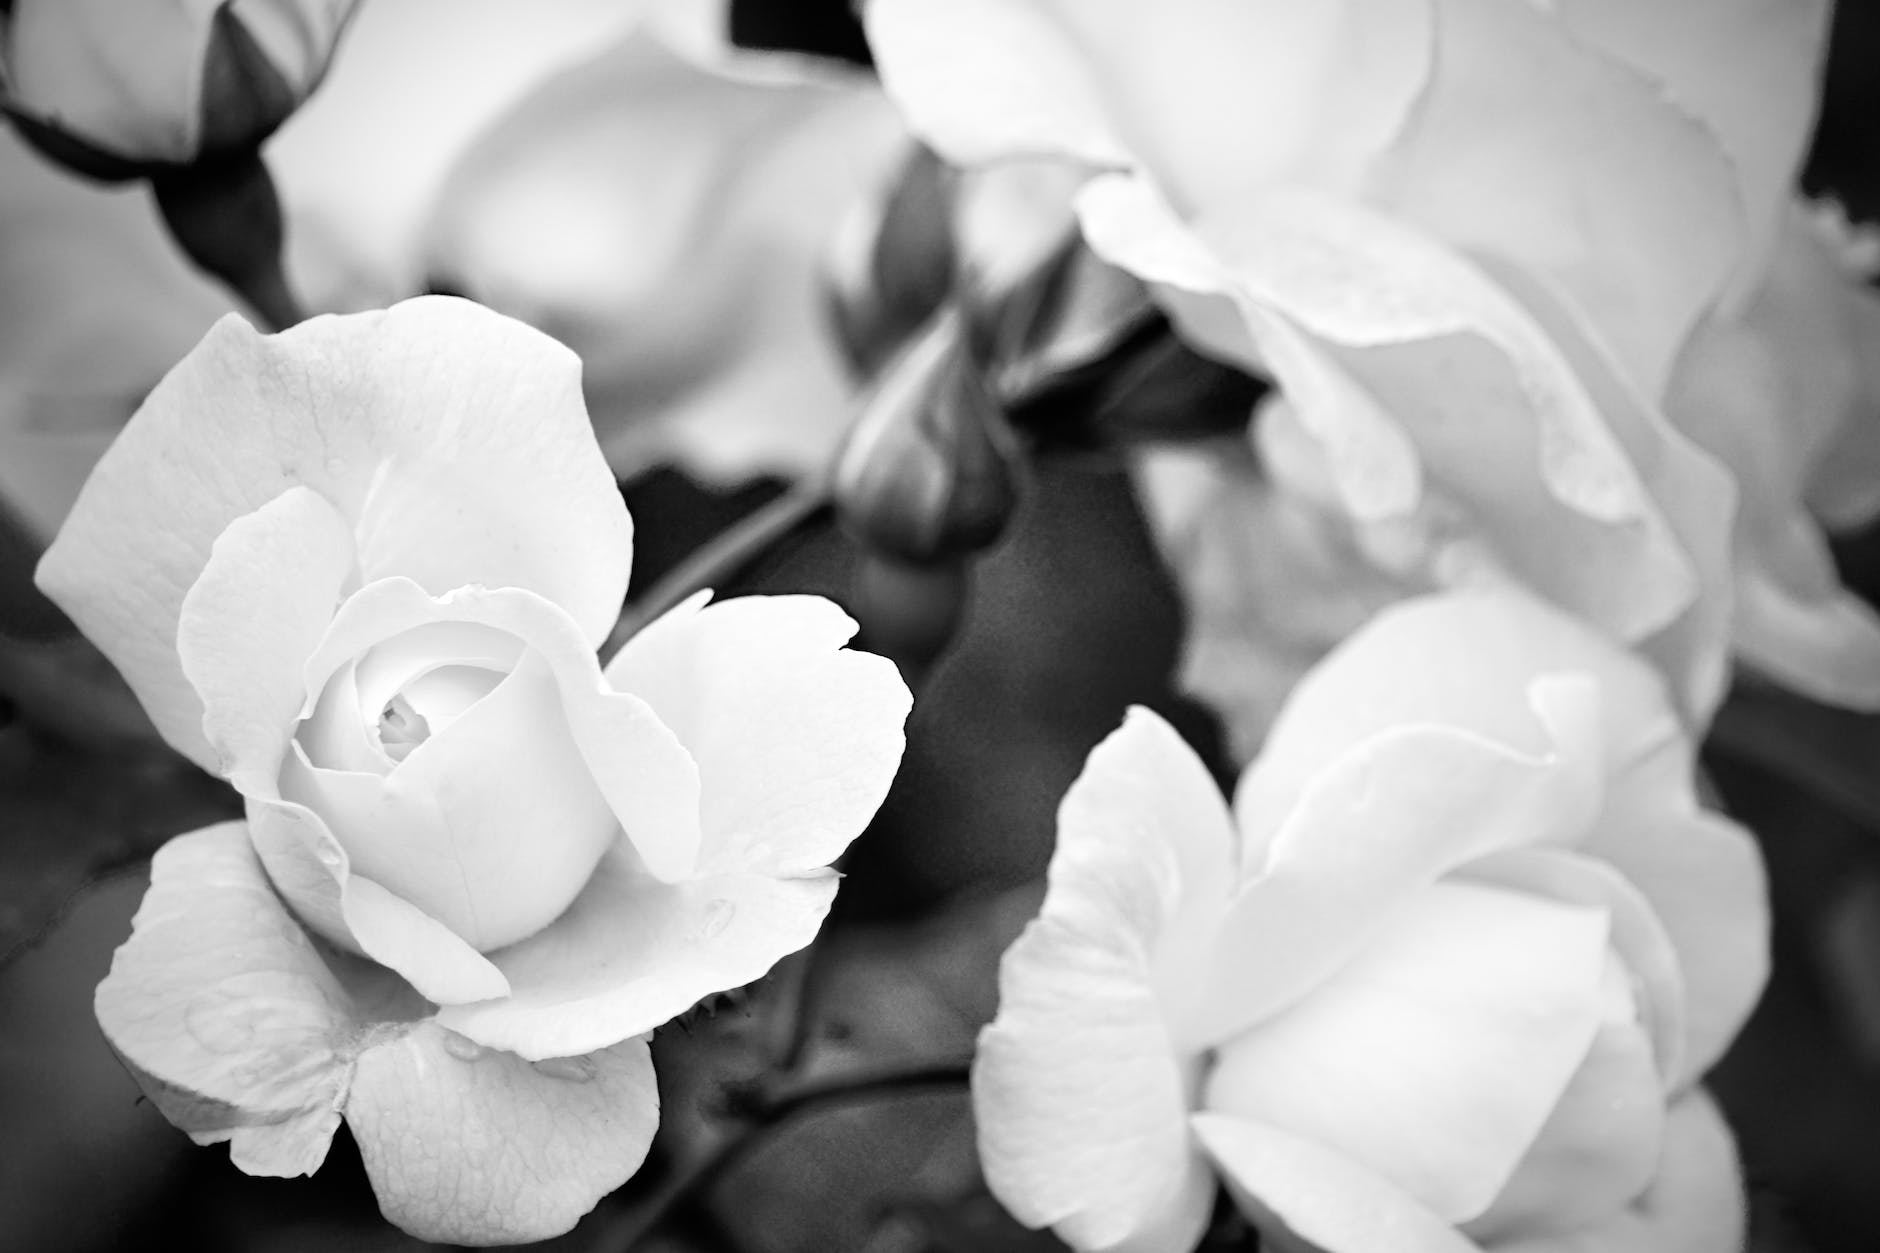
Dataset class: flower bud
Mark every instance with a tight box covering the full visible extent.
[825,144,957,377]
[834,309,1021,565]
[1,0,359,174]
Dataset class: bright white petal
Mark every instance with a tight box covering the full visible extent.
[604,594,909,879]
[93,822,421,1178]
[346,1023,658,1246]
[36,297,632,767]
[1194,1112,1478,1253]
[177,487,357,790]
[437,850,839,1058]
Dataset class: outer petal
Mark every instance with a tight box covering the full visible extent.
[94,822,425,1178]
[863,0,1133,171]
[1586,738,1770,1081]
[435,849,840,1058]
[426,21,907,483]
[970,710,1227,1253]
[247,796,512,1006]
[1491,1091,1745,1253]
[175,486,357,793]
[1373,0,1744,393]
[1079,178,1718,669]
[1202,881,1613,1223]
[604,593,911,879]
[1552,0,1829,301]
[346,1023,657,1246]
[1188,695,1605,1048]
[1237,587,1672,829]
[1194,1113,1478,1253]
[36,297,632,768]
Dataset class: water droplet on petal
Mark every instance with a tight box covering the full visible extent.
[316,846,343,870]
[698,899,736,941]
[532,1056,593,1083]
[440,1031,484,1062]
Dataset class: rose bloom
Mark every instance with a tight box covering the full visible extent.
[36,296,912,1244]
[1,0,362,167]
[865,0,1859,721]
[975,587,1767,1253]
[423,1,908,484]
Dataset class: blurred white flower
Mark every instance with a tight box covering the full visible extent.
[41,296,912,1243]
[975,588,1767,1253]
[423,3,908,483]
[867,0,1844,721]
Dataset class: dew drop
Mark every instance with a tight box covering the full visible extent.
[532,1056,593,1083]
[316,846,343,870]
[440,1031,484,1062]
[698,899,736,941]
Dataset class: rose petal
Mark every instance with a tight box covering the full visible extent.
[346,1022,657,1246]
[176,486,358,792]
[973,917,1213,1253]
[1237,588,1670,829]
[1586,741,1770,1080]
[967,709,1227,1252]
[435,849,839,1058]
[247,795,511,1005]
[1187,698,1605,1048]
[302,577,703,883]
[1194,1112,1478,1253]
[426,22,907,484]
[1456,848,1687,1087]
[1464,1006,1665,1244]
[1375,0,1743,394]
[1491,1091,1745,1253]
[604,593,911,879]
[267,0,650,307]
[863,0,1133,171]
[1203,880,1613,1222]
[1552,0,1830,301]
[36,297,633,767]
[94,822,424,1178]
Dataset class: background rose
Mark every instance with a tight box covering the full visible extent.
[974,587,1767,1253]
[36,296,913,1242]
[866,0,1840,722]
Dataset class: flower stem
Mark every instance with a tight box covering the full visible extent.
[607,1061,972,1251]
[602,478,833,660]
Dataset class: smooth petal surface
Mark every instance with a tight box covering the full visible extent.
[970,710,1229,1252]
[94,822,423,1178]
[605,594,911,879]
[427,20,907,483]
[1237,588,1670,831]
[1195,1113,1477,1253]
[247,796,512,1006]
[1492,1092,1745,1253]
[267,0,650,308]
[177,487,357,793]
[0,134,230,542]
[346,1023,658,1246]
[1203,880,1612,1222]
[436,849,839,1058]
[1187,702,1604,1048]
[1586,743,1770,1081]
[1553,0,1830,300]
[37,297,632,769]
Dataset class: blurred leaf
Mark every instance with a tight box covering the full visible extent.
[1708,682,1880,834]
[0,724,236,965]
